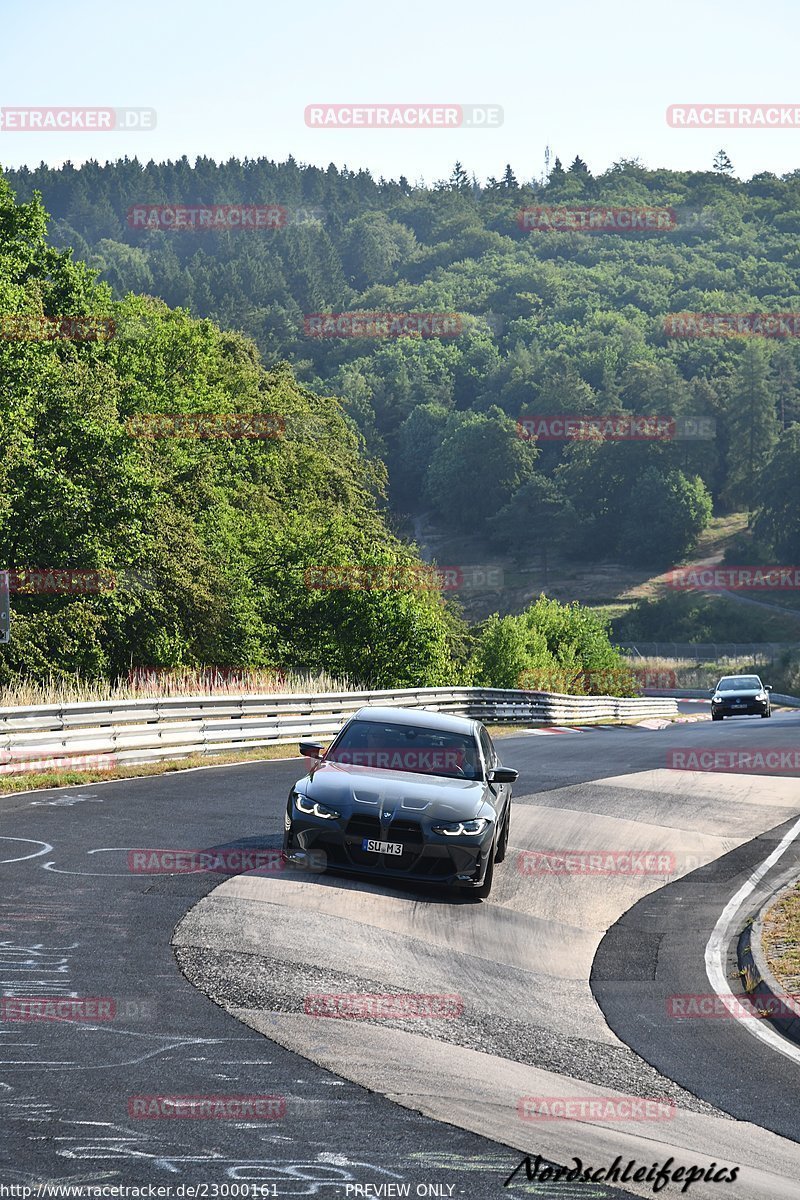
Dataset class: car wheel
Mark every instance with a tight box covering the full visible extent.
[494,805,510,863]
[712,713,722,721]
[474,838,496,899]
[762,706,771,718]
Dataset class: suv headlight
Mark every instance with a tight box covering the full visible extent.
[431,818,489,836]
[293,792,340,820]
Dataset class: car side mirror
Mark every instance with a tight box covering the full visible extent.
[299,740,324,759]
[489,766,518,784]
[765,685,773,691]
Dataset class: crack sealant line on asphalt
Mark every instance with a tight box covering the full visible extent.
[705,811,800,1067]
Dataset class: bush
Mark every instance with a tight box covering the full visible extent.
[471,594,636,695]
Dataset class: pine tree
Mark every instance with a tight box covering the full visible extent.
[723,342,779,520]
[772,345,800,429]
[502,164,518,189]
[547,157,566,187]
[713,149,734,175]
[449,162,470,192]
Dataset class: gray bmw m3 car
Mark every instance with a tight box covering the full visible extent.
[282,706,518,898]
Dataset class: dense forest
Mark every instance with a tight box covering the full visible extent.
[5,152,800,573]
[0,175,638,690]
[4,152,800,685]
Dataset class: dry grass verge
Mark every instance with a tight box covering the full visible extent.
[762,880,800,996]
[0,670,356,709]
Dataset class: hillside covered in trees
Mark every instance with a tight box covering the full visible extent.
[0,178,468,686]
[6,153,800,577]
[1,174,641,691]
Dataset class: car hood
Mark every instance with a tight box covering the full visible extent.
[297,761,489,821]
[716,688,763,698]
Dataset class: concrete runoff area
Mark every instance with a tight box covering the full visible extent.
[175,735,800,1199]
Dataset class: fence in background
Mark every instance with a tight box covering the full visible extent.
[620,643,797,662]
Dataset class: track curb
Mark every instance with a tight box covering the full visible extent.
[737,880,800,1046]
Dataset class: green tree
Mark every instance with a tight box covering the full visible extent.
[617,468,712,565]
[722,342,779,519]
[449,162,471,192]
[341,213,416,289]
[753,424,800,560]
[0,179,465,687]
[391,404,453,508]
[487,474,571,563]
[425,408,539,528]
[713,150,734,175]
[471,595,633,694]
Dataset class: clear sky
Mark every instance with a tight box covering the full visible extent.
[1,0,799,183]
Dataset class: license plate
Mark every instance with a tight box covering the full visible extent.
[362,838,403,856]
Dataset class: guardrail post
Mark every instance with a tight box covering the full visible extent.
[0,571,9,645]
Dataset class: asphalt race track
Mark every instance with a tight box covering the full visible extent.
[2,701,800,1198]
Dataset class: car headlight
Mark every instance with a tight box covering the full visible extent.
[293,792,340,820]
[712,694,722,703]
[431,817,489,836]
[756,691,767,700]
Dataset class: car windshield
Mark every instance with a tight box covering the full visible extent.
[717,676,761,691]
[325,719,482,780]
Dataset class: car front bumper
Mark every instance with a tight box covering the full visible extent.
[712,698,769,716]
[283,809,495,888]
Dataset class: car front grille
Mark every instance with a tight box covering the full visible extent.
[343,815,425,871]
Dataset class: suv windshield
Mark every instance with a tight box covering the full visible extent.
[717,676,761,691]
[325,719,482,780]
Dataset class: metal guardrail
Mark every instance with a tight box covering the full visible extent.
[0,687,678,776]
[644,687,800,708]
